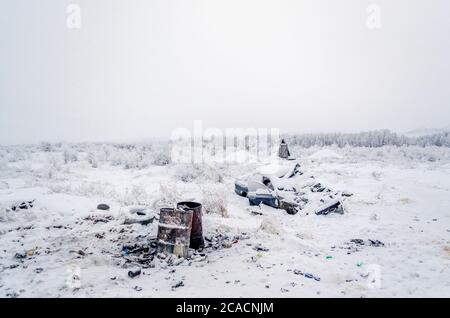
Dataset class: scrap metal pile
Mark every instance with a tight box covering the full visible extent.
[234,161,352,216]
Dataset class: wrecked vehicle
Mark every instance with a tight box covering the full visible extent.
[234,163,303,215]
[235,161,348,216]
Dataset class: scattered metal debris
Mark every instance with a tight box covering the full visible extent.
[343,239,386,254]
[315,199,345,215]
[293,269,320,281]
[14,252,27,259]
[83,214,114,224]
[253,244,269,252]
[172,281,184,289]
[204,232,247,251]
[11,200,35,211]
[368,239,385,247]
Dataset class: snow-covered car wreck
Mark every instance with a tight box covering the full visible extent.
[234,161,350,216]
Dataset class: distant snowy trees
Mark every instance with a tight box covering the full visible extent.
[284,130,450,148]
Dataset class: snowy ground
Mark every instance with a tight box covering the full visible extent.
[0,144,449,298]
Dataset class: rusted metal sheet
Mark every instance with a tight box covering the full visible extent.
[177,201,204,250]
[157,207,193,258]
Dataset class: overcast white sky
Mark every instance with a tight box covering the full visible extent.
[0,0,449,144]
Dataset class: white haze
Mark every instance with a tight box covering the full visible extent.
[1,0,449,145]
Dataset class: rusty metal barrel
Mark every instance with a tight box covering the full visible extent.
[157,207,193,258]
[177,201,204,250]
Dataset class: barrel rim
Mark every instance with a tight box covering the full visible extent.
[160,207,195,213]
[177,201,202,209]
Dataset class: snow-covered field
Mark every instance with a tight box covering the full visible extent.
[0,143,449,298]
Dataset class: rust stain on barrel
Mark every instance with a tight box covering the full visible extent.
[177,201,204,250]
[157,207,193,258]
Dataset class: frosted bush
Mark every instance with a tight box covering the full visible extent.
[131,150,150,169]
[0,207,10,223]
[151,182,182,210]
[109,149,125,166]
[4,148,27,163]
[0,155,7,170]
[202,184,228,217]
[149,142,171,166]
[98,144,113,162]
[48,182,73,194]
[175,164,223,183]
[175,165,196,183]
[43,154,63,179]
[119,184,151,206]
[152,148,171,166]
[73,181,118,198]
[259,217,283,235]
[62,144,78,164]
[108,147,150,170]
[40,142,53,152]
[0,204,37,224]
[87,151,99,168]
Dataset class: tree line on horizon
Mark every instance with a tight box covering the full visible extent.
[284,129,450,148]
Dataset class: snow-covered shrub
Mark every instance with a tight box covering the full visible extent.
[87,151,98,168]
[40,142,53,152]
[62,144,78,164]
[73,181,118,199]
[0,151,8,170]
[175,165,196,183]
[119,184,151,205]
[97,144,113,162]
[0,207,9,223]
[129,149,149,169]
[259,217,283,235]
[151,182,182,210]
[152,148,171,166]
[149,143,171,166]
[48,182,73,194]
[201,184,228,217]
[0,204,37,224]
[4,147,27,163]
[43,153,63,178]
[175,164,223,183]
[108,147,148,169]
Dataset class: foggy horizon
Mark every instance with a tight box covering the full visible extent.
[1,0,450,145]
